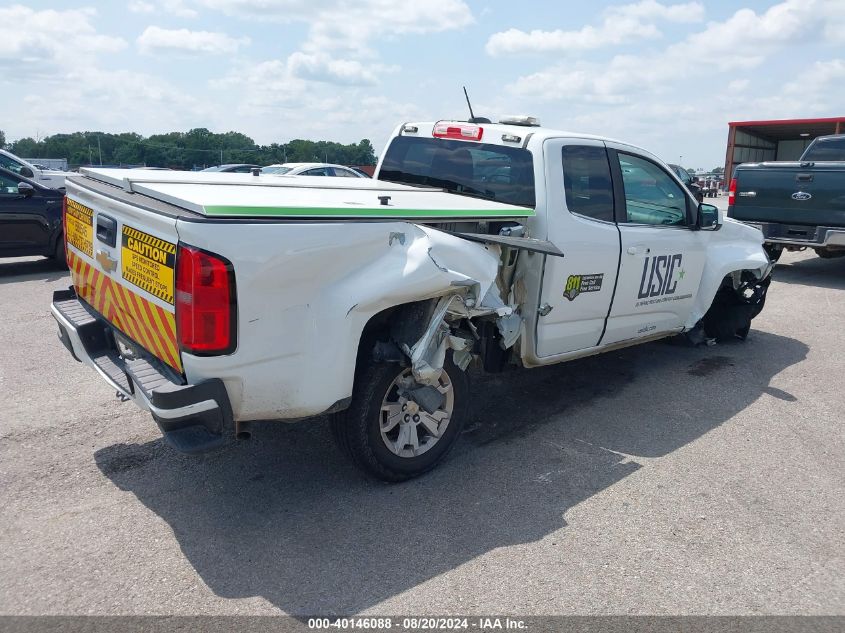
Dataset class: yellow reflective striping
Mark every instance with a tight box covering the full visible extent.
[121,226,177,254]
[67,250,183,373]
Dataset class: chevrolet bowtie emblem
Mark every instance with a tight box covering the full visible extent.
[96,249,117,273]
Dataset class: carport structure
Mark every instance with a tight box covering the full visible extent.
[724,116,845,178]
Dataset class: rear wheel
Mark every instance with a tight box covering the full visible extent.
[331,355,468,482]
[52,236,67,269]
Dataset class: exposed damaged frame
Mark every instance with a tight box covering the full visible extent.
[386,223,553,389]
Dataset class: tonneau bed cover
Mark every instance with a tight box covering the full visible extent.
[78,168,535,220]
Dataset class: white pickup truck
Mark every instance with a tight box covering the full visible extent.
[0,149,72,189]
[51,117,773,481]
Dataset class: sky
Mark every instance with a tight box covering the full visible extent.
[1,0,843,170]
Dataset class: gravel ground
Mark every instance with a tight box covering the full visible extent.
[0,241,843,616]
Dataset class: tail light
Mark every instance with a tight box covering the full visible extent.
[175,244,237,355]
[728,178,737,206]
[433,122,484,141]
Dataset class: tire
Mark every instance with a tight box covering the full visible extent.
[331,354,469,482]
[814,248,845,259]
[52,236,68,269]
[763,244,783,263]
[700,279,769,342]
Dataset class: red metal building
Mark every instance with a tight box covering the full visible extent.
[724,116,845,179]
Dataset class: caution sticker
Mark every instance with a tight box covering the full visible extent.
[120,225,176,304]
[65,198,93,258]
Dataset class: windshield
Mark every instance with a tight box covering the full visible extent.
[378,136,536,207]
[0,152,28,175]
[262,166,293,174]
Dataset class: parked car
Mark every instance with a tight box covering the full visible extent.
[668,163,704,203]
[0,149,73,189]
[0,167,66,266]
[201,164,260,173]
[728,134,845,261]
[261,162,369,178]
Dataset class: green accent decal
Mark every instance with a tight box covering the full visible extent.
[201,205,536,219]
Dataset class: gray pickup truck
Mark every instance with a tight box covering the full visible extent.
[727,134,845,261]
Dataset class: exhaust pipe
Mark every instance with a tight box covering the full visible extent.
[235,420,252,441]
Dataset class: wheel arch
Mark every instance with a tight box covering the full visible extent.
[687,244,771,328]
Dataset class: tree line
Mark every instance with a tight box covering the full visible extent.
[0,128,376,170]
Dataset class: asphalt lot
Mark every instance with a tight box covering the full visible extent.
[1,220,843,615]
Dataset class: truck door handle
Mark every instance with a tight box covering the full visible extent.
[96,214,117,248]
[627,246,650,255]
[796,173,813,182]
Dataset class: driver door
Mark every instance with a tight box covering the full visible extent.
[602,148,707,345]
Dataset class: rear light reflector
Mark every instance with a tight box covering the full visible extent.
[728,178,737,206]
[432,122,484,141]
[175,244,236,355]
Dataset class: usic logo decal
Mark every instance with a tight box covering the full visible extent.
[638,254,684,299]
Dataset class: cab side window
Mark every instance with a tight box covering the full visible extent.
[561,145,614,222]
[617,153,688,226]
[0,173,20,195]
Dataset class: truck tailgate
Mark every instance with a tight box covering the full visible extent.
[730,162,845,226]
[64,181,182,373]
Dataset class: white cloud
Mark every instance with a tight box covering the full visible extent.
[197,0,472,86]
[137,26,249,55]
[783,59,845,102]
[286,52,395,85]
[612,0,703,22]
[673,0,816,70]
[486,0,703,56]
[504,0,841,105]
[161,0,199,17]
[0,5,126,69]
[129,1,156,13]
[127,0,198,17]
[490,0,845,169]
[12,66,213,142]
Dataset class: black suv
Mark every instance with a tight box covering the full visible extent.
[0,167,66,266]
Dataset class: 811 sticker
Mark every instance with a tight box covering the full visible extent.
[65,198,93,257]
[120,225,176,304]
[564,273,604,301]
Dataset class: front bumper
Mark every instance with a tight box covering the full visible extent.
[745,223,845,249]
[51,288,234,454]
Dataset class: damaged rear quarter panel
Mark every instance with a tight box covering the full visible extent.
[175,219,500,421]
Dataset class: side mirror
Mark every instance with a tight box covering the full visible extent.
[697,203,720,230]
[19,167,34,178]
[17,182,35,198]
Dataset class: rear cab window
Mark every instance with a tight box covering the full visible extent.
[802,137,845,161]
[561,145,615,222]
[378,136,536,208]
